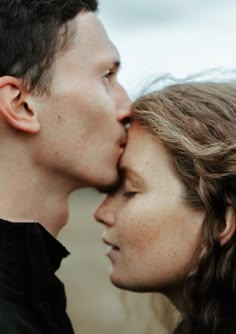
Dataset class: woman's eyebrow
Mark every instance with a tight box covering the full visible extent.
[97,166,145,195]
[120,165,146,187]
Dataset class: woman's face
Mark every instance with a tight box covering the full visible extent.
[94,123,205,295]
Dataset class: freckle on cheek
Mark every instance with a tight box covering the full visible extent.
[57,115,61,121]
[128,218,161,253]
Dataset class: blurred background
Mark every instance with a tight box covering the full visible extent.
[99,0,236,98]
[57,1,236,333]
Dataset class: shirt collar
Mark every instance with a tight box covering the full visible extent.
[0,218,70,302]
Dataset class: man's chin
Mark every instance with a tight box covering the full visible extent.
[93,163,122,194]
[95,176,121,195]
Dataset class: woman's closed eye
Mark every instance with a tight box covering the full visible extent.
[121,183,138,199]
[122,191,137,199]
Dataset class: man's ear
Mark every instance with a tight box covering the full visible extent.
[0,76,40,134]
[219,205,236,246]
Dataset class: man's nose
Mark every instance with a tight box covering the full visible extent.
[116,86,132,123]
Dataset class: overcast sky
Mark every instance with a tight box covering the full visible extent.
[98,0,236,98]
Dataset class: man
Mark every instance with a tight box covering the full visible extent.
[0,0,130,333]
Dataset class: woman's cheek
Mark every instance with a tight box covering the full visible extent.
[118,199,161,254]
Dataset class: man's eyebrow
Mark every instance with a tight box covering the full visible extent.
[112,60,121,71]
[99,55,121,72]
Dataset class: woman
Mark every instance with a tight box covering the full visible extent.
[95,81,236,334]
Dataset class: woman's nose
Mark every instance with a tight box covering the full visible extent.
[94,198,115,227]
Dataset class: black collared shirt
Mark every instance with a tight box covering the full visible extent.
[0,218,74,334]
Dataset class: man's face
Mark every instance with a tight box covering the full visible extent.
[34,11,131,189]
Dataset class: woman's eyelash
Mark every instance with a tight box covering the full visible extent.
[122,191,137,199]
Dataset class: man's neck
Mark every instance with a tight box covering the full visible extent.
[0,157,79,237]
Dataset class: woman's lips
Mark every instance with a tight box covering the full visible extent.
[102,237,120,251]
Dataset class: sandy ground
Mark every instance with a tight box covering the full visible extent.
[57,189,179,334]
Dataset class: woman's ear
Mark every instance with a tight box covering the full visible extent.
[219,205,236,246]
[0,76,40,134]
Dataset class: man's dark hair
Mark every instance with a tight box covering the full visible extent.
[0,0,98,94]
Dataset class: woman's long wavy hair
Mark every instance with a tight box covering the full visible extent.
[131,82,236,334]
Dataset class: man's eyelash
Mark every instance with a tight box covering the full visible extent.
[104,70,114,79]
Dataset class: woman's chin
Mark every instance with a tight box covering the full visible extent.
[109,273,154,293]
